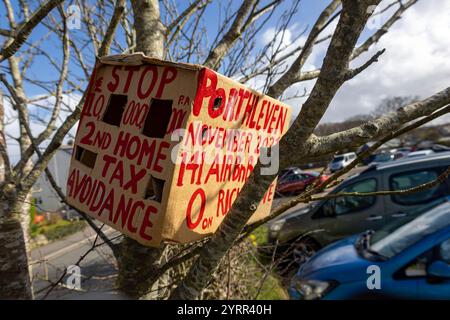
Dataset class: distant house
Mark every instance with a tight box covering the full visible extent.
[33,146,72,213]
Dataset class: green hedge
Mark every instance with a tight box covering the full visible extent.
[31,220,86,241]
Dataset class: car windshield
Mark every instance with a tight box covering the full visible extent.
[307,171,320,177]
[333,156,344,162]
[369,199,450,259]
[374,153,391,162]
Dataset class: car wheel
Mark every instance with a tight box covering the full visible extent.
[276,237,320,280]
[292,238,320,265]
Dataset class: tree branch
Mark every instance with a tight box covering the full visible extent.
[309,86,450,157]
[98,0,126,57]
[344,48,385,81]
[166,0,209,33]
[278,0,418,89]
[241,102,450,238]
[0,0,65,62]
[203,0,258,70]
[131,0,165,57]
[169,0,382,300]
[351,0,418,60]
[266,0,341,98]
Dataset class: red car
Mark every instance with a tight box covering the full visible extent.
[276,171,329,196]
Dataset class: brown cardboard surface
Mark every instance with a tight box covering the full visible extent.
[67,53,291,247]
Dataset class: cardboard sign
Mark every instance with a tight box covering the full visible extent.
[66,53,292,247]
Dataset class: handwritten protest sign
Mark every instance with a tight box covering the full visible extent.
[66,53,291,247]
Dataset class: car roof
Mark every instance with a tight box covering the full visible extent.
[335,152,356,157]
[409,150,433,155]
[368,151,450,172]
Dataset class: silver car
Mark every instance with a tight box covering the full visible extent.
[329,152,357,173]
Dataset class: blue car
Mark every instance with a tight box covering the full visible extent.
[289,198,450,300]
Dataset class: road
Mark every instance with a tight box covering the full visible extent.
[30,225,128,300]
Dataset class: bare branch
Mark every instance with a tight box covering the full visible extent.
[98,0,126,57]
[266,0,341,98]
[277,0,418,89]
[312,166,450,201]
[0,89,11,181]
[344,48,385,81]
[0,0,65,62]
[309,87,450,157]
[166,0,209,33]
[203,0,258,70]
[43,165,119,256]
[351,0,418,60]
[243,103,450,236]
[169,0,382,300]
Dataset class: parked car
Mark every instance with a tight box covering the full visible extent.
[276,171,329,197]
[430,144,450,153]
[407,149,434,158]
[289,198,450,300]
[397,147,412,153]
[329,152,357,173]
[370,152,394,165]
[393,151,409,160]
[268,152,450,271]
[61,208,82,221]
[278,167,302,184]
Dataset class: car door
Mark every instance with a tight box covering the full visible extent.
[384,166,450,224]
[416,238,450,299]
[278,174,297,193]
[319,178,385,242]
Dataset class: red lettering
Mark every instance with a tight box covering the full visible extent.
[156,67,177,98]
[186,188,206,230]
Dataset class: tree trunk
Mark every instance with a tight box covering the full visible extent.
[0,74,34,299]
[117,0,168,299]
[0,187,33,299]
[170,0,381,299]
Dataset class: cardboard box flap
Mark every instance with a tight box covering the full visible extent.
[99,52,202,72]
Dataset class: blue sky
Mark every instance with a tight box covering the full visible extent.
[2,0,450,163]
[1,0,340,97]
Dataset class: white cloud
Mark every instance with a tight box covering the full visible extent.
[270,0,450,125]
[3,93,81,165]
[319,0,450,123]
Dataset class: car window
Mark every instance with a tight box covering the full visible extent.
[403,252,431,277]
[440,239,450,263]
[334,179,377,215]
[397,239,450,279]
[389,167,449,205]
[371,203,450,259]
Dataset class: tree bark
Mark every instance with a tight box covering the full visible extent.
[170,0,382,299]
[0,186,33,299]
[130,0,165,57]
[0,54,34,299]
[116,0,168,299]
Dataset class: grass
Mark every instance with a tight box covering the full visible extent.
[247,225,289,300]
[31,219,87,241]
[255,274,289,300]
[250,224,269,246]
